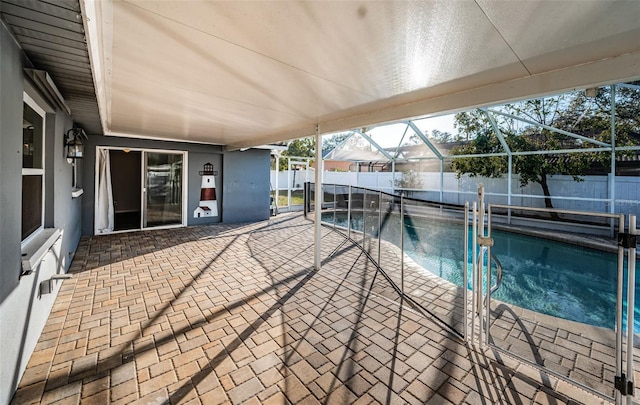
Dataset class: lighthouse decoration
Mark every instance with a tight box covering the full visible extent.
[193,162,218,218]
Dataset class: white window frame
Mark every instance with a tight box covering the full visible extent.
[21,93,46,246]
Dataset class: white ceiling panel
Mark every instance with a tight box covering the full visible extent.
[84,0,640,148]
[477,0,640,74]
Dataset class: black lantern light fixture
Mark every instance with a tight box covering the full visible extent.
[64,127,87,161]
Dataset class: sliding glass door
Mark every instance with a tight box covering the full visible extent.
[95,147,186,234]
[144,152,183,228]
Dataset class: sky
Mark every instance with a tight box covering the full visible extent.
[337,113,459,149]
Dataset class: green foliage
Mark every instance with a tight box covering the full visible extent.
[283,137,315,158]
[430,129,461,143]
[451,85,640,208]
[322,133,351,155]
[277,137,315,170]
[393,170,423,189]
[450,130,508,178]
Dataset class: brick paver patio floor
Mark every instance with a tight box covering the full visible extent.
[12,213,610,404]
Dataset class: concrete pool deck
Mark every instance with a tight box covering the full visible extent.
[11,212,624,404]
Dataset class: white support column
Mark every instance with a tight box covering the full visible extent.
[287,157,292,208]
[314,124,322,271]
[275,155,280,212]
[391,160,396,194]
[508,154,512,206]
[610,85,616,215]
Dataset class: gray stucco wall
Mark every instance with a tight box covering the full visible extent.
[222,149,271,223]
[82,137,271,234]
[81,135,225,235]
[0,17,24,313]
[0,24,83,405]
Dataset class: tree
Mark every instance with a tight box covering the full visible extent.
[451,87,639,210]
[322,132,351,155]
[430,129,457,143]
[277,137,315,171]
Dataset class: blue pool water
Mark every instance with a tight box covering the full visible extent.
[324,212,640,331]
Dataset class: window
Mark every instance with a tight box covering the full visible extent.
[22,94,45,242]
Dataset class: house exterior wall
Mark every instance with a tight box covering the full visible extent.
[222,149,271,223]
[82,137,271,234]
[0,24,82,405]
[81,136,225,235]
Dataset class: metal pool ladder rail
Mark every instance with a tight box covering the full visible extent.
[478,246,503,306]
[489,251,503,296]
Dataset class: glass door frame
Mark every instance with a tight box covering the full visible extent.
[94,146,188,234]
[142,150,187,230]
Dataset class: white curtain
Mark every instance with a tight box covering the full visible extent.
[96,149,114,233]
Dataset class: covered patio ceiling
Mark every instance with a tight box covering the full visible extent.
[83,0,640,149]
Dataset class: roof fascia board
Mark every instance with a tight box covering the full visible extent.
[24,69,71,115]
[80,0,110,134]
[104,130,223,147]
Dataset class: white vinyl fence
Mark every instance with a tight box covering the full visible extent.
[273,170,639,216]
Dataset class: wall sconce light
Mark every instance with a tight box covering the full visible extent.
[64,128,87,161]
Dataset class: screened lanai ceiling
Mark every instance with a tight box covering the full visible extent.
[83,0,640,149]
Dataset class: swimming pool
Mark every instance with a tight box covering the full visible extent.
[323,211,639,331]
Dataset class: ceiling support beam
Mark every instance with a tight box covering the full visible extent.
[483,108,610,147]
[393,125,410,160]
[483,110,511,155]
[483,110,512,207]
[353,130,395,162]
[617,83,640,91]
[406,121,443,160]
[323,132,354,160]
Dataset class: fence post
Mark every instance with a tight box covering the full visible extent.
[477,184,485,347]
[304,182,312,217]
[378,190,382,268]
[333,184,337,230]
[303,181,308,218]
[463,202,469,342]
[625,215,636,405]
[400,193,405,295]
[615,214,625,404]
[363,189,367,249]
[347,185,352,241]
[471,202,477,342]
